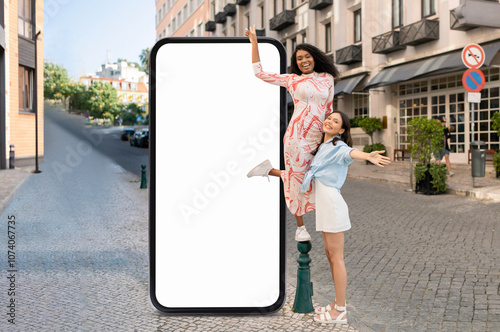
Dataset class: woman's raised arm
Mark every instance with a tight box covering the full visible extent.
[245,24,260,63]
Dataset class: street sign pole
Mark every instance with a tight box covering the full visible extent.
[462,43,487,187]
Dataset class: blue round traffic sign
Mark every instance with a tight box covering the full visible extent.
[462,68,485,93]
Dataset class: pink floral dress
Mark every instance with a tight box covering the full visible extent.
[253,62,334,216]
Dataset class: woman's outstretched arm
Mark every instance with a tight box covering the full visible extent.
[350,150,391,168]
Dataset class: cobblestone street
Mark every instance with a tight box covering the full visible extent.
[0,110,499,331]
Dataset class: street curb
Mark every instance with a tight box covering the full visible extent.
[348,174,500,202]
[0,169,31,216]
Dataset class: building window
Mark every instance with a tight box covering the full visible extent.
[398,97,428,149]
[477,86,500,150]
[292,0,297,8]
[325,23,331,53]
[302,31,307,44]
[259,5,265,29]
[354,10,361,43]
[19,66,33,112]
[18,0,33,39]
[422,0,436,18]
[162,3,166,18]
[183,5,188,21]
[274,0,278,16]
[353,94,368,118]
[282,0,286,11]
[245,13,250,29]
[121,82,128,90]
[393,0,403,28]
[197,22,203,36]
[291,37,297,53]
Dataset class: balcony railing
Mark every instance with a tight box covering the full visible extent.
[309,0,333,10]
[205,21,216,32]
[224,4,237,16]
[256,29,266,36]
[400,19,439,46]
[270,10,296,31]
[215,12,227,24]
[450,0,500,31]
[335,44,362,65]
[372,30,406,54]
[236,0,250,5]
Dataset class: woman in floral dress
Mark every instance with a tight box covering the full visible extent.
[246,25,340,241]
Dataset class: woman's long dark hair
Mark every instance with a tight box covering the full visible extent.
[290,44,340,82]
[312,111,353,155]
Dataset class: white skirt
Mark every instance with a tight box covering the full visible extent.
[315,180,351,233]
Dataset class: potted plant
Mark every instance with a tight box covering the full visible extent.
[407,117,447,194]
[358,116,382,145]
[492,112,500,178]
[359,117,384,165]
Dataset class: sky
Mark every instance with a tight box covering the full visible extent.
[44,0,156,80]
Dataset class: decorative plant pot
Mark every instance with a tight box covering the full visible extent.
[415,164,446,195]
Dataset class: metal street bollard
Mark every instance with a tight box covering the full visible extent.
[9,145,15,169]
[292,241,314,313]
[140,164,147,189]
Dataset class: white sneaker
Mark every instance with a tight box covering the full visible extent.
[247,159,273,181]
[295,226,312,242]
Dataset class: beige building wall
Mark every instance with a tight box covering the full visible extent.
[155,0,500,163]
[4,0,44,166]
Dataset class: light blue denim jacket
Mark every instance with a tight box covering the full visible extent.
[300,137,356,193]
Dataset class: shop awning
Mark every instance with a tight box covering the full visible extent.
[364,40,500,89]
[334,74,367,96]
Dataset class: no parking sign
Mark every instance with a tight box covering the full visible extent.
[462,43,485,99]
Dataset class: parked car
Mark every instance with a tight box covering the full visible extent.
[121,128,135,141]
[136,129,149,148]
[130,131,142,146]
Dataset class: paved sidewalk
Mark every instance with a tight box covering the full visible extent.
[347,159,500,202]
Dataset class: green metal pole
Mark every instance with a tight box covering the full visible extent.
[140,164,147,189]
[292,241,314,313]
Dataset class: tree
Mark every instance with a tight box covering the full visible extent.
[492,111,500,136]
[358,116,382,144]
[67,83,88,113]
[407,117,444,165]
[85,81,120,119]
[119,102,144,125]
[44,63,70,100]
[139,48,150,74]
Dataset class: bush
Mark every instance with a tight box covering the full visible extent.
[363,143,386,155]
[494,151,500,173]
[350,117,362,128]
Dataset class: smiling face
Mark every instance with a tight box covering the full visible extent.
[296,50,315,74]
[323,112,345,137]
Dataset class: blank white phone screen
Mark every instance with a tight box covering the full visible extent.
[154,40,283,309]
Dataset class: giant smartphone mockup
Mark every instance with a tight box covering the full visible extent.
[149,38,287,314]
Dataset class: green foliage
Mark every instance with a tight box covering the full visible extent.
[429,163,448,192]
[349,117,361,128]
[494,151,500,173]
[414,164,427,182]
[67,83,88,113]
[363,143,386,155]
[44,63,70,100]
[139,48,150,74]
[85,81,120,119]
[119,103,145,125]
[358,117,383,144]
[492,111,500,136]
[407,117,444,165]
[415,163,447,193]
